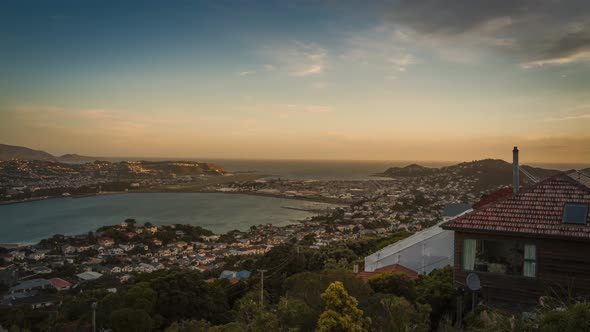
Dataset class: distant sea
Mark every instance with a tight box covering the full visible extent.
[191,159,587,181]
[103,158,587,181]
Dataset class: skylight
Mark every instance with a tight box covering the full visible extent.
[562,203,589,225]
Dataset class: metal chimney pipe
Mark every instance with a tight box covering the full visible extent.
[513,146,519,194]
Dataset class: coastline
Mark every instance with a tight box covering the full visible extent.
[0,189,347,207]
[0,191,127,206]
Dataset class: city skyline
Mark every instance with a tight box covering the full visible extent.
[2,1,590,163]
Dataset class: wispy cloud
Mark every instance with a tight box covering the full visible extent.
[381,0,590,67]
[262,41,327,77]
[343,25,419,72]
[237,71,255,76]
[543,104,590,121]
[522,49,590,68]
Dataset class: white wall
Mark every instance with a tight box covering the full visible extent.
[364,224,454,274]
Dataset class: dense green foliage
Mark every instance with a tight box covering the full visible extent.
[316,281,369,332]
[11,235,590,332]
[368,272,416,301]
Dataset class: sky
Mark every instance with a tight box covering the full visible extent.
[1,0,590,163]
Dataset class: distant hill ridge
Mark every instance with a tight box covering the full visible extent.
[0,144,56,161]
[0,143,101,163]
[381,159,566,192]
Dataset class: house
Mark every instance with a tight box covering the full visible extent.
[364,204,471,274]
[28,252,46,261]
[119,244,135,252]
[9,251,25,261]
[219,270,237,279]
[48,277,72,291]
[355,264,419,282]
[4,294,60,309]
[60,245,75,254]
[31,266,52,274]
[0,254,13,263]
[76,271,103,281]
[8,279,53,294]
[135,263,155,273]
[442,169,590,307]
[120,274,132,283]
[98,237,115,247]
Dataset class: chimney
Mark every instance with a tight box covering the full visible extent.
[513,146,519,194]
[353,263,359,274]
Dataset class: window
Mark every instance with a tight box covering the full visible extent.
[523,244,536,277]
[463,239,536,277]
[562,203,589,225]
[463,239,476,271]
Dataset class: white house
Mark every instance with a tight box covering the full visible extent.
[364,206,472,274]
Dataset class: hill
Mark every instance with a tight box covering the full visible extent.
[381,159,562,192]
[0,143,56,161]
[380,164,437,177]
[57,153,101,163]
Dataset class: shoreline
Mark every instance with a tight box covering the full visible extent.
[0,189,347,206]
[0,191,127,206]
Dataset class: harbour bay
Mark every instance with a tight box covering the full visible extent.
[0,193,328,244]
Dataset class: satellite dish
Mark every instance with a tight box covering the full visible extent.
[466,272,481,291]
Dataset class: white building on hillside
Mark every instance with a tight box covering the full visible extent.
[364,205,471,274]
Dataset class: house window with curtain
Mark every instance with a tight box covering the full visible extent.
[463,239,476,271]
[523,244,536,277]
[463,239,537,278]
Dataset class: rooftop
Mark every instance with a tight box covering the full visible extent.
[9,278,52,292]
[355,264,419,282]
[76,271,103,281]
[442,172,590,240]
[48,277,72,289]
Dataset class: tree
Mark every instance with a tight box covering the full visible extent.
[110,308,154,332]
[317,281,368,332]
[284,269,373,311]
[124,218,137,226]
[367,295,430,332]
[149,271,229,325]
[368,272,416,301]
[9,326,31,332]
[124,282,157,313]
[415,266,455,327]
[235,291,280,332]
[277,296,315,331]
[165,320,210,332]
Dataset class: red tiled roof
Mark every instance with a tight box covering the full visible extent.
[355,264,419,282]
[48,277,72,289]
[442,172,590,239]
[472,187,513,210]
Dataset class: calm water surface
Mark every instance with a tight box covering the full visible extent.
[0,193,326,244]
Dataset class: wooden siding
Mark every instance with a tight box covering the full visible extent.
[454,231,590,305]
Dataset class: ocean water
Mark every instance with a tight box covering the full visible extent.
[0,193,329,244]
[103,158,587,181]
[208,159,452,181]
